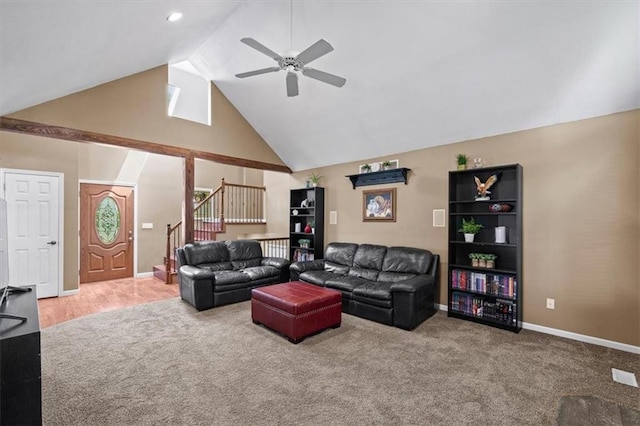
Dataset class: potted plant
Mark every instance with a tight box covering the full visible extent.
[456,154,468,170]
[469,253,480,267]
[458,217,483,242]
[478,253,487,268]
[484,253,497,268]
[308,172,322,187]
[382,160,392,170]
[361,164,372,173]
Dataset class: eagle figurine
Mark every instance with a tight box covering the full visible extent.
[474,174,498,200]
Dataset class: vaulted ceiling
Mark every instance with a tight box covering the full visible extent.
[1,1,637,171]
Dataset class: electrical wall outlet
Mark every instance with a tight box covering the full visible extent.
[546,298,555,309]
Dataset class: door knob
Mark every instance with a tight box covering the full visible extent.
[46,240,57,245]
[128,237,133,241]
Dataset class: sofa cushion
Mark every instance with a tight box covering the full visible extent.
[199,262,233,272]
[351,294,393,309]
[324,261,349,275]
[353,244,387,271]
[348,267,379,281]
[299,270,336,286]
[324,243,358,267]
[226,240,263,269]
[212,270,251,286]
[377,271,417,282]
[184,241,229,265]
[241,265,279,281]
[382,246,433,275]
[352,281,393,300]
[325,276,369,293]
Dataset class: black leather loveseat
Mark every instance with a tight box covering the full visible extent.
[176,240,290,311]
[290,242,439,330]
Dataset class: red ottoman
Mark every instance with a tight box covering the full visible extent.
[251,281,342,343]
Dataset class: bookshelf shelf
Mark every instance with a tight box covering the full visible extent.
[448,164,523,333]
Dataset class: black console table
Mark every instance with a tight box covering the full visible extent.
[0,285,42,425]
[346,168,411,189]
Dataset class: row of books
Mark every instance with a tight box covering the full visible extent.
[451,292,517,325]
[450,269,517,298]
[292,249,314,262]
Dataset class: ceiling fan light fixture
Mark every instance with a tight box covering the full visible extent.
[167,12,183,22]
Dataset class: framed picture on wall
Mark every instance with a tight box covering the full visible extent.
[363,188,396,222]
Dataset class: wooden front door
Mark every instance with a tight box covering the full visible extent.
[80,184,134,283]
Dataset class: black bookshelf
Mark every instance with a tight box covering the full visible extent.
[289,187,325,262]
[448,164,523,332]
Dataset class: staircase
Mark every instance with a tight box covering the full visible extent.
[153,178,267,284]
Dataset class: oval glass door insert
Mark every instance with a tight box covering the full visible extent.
[95,196,120,244]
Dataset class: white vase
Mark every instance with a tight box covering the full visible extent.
[464,233,475,242]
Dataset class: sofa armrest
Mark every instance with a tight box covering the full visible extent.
[261,257,290,269]
[179,265,216,280]
[391,274,436,330]
[390,275,433,293]
[289,259,325,281]
[178,265,215,311]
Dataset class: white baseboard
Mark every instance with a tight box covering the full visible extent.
[60,289,79,297]
[436,304,639,354]
[136,272,154,278]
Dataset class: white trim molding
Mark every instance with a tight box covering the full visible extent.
[136,272,154,278]
[437,305,639,354]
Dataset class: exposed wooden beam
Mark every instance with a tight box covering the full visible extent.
[0,116,292,173]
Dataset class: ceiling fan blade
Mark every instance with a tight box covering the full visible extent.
[296,39,334,65]
[302,68,346,88]
[235,67,281,78]
[286,72,299,97]
[240,38,283,61]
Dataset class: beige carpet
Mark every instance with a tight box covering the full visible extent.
[41,298,639,425]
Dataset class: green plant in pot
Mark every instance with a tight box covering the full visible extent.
[458,217,483,242]
[484,253,497,268]
[469,253,481,267]
[456,154,468,170]
[382,160,392,170]
[308,172,322,187]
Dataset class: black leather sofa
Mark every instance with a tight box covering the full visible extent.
[290,242,439,330]
[176,240,290,311]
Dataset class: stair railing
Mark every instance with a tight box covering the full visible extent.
[164,178,267,282]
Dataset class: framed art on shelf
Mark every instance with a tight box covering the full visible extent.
[363,188,396,222]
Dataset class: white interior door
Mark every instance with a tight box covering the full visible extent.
[2,170,61,298]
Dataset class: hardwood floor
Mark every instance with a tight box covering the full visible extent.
[37,277,179,328]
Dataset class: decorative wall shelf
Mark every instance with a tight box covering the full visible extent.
[346,168,411,189]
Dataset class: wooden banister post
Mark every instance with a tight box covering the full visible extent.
[220,177,226,230]
[183,154,195,244]
[165,224,172,283]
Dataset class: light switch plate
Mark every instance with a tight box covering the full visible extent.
[142,223,153,229]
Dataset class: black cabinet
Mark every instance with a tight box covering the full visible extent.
[289,187,324,262]
[448,164,523,332]
[0,286,42,425]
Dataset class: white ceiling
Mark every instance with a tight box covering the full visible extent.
[1,1,638,172]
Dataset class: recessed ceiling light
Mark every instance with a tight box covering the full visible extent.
[167,12,182,22]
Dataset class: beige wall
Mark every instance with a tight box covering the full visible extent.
[266,111,639,346]
[8,66,286,168]
[1,66,283,291]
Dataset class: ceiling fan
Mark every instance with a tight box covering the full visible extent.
[235,37,346,97]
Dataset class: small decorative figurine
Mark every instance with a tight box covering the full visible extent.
[474,174,498,200]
